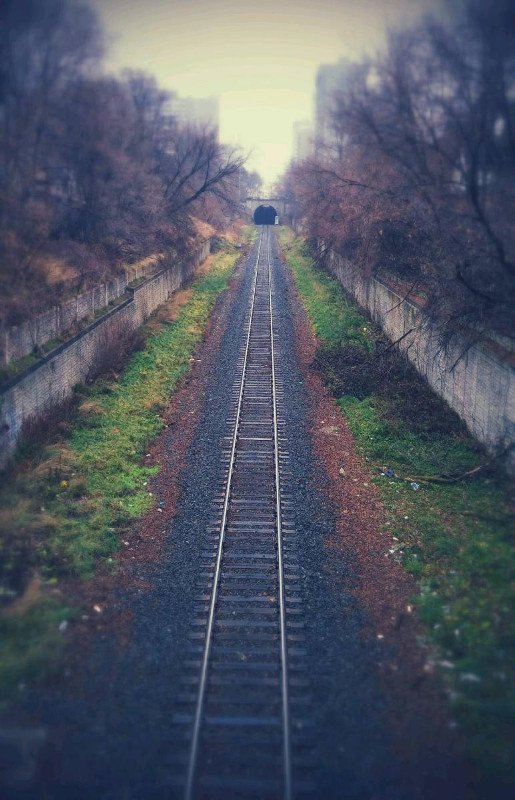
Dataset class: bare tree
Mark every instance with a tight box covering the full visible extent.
[0,0,104,321]
[285,0,515,342]
[0,1,247,326]
[0,0,103,198]
[156,126,246,217]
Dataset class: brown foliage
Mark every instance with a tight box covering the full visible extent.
[284,0,515,342]
[0,2,247,328]
[314,340,467,438]
[84,320,144,384]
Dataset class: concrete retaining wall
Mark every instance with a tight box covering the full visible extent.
[0,257,167,368]
[322,243,515,467]
[0,241,212,469]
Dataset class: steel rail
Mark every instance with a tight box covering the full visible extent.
[184,228,264,800]
[267,226,293,800]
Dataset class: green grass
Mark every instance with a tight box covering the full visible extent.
[279,226,515,783]
[280,235,372,349]
[0,236,241,701]
[0,349,49,384]
[0,598,77,698]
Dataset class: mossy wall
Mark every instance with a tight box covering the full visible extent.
[322,243,515,470]
[0,241,212,469]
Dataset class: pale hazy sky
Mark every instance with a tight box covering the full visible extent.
[93,0,443,185]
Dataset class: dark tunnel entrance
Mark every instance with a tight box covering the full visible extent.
[253,205,277,225]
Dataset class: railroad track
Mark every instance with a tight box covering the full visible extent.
[171,227,314,798]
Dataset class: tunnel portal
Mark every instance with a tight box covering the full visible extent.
[253,205,277,225]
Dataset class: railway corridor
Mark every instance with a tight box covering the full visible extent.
[175,227,312,798]
[7,225,468,800]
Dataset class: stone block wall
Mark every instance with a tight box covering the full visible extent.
[323,245,515,468]
[1,257,165,367]
[0,240,212,469]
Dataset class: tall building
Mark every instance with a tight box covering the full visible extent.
[314,58,361,153]
[163,95,220,139]
[292,120,314,162]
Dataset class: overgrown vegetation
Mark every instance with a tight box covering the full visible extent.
[0,236,243,701]
[0,0,262,326]
[280,228,515,784]
[281,0,515,342]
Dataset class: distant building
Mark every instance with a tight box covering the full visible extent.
[314,58,363,154]
[163,95,219,138]
[292,120,313,162]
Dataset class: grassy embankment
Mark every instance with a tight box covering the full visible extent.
[279,227,514,783]
[0,230,253,702]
